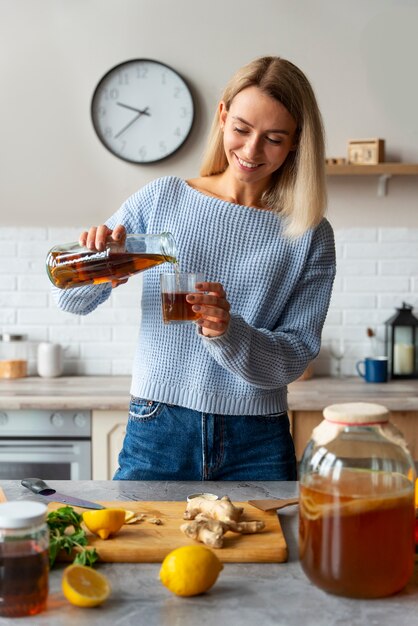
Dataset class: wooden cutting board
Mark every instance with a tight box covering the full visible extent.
[47,500,288,563]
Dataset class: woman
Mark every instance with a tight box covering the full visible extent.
[54,56,336,481]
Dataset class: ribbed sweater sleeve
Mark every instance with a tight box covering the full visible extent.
[200,218,336,388]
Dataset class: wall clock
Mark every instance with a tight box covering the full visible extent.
[91,59,195,164]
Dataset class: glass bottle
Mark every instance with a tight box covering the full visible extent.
[0,501,49,617]
[299,402,416,599]
[46,232,177,290]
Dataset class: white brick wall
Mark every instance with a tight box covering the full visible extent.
[319,228,418,377]
[1,227,417,378]
[0,227,141,376]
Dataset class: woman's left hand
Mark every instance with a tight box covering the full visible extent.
[186,282,231,338]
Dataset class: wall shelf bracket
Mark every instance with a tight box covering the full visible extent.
[377,174,391,197]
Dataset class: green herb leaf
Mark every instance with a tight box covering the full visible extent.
[46,506,99,568]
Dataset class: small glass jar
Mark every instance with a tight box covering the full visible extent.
[0,333,28,379]
[0,501,49,617]
[299,402,416,599]
[46,232,177,289]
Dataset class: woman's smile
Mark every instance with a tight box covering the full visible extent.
[235,154,262,170]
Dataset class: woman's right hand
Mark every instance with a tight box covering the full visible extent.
[79,224,126,251]
[79,224,128,288]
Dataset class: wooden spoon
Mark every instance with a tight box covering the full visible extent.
[247,497,299,512]
[0,487,7,503]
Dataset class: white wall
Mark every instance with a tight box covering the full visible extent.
[1,0,418,227]
[1,0,418,377]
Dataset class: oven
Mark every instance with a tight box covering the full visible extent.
[0,410,91,480]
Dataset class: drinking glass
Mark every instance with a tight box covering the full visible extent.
[329,338,346,378]
[160,272,205,324]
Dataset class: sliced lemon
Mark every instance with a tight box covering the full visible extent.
[160,545,223,597]
[82,508,126,540]
[124,510,136,522]
[62,564,110,608]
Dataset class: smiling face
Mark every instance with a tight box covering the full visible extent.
[219,86,298,191]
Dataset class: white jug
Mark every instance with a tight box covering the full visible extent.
[37,342,63,378]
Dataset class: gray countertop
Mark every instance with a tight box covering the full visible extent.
[0,376,418,411]
[1,480,417,626]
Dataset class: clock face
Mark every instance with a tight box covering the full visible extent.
[91,59,195,164]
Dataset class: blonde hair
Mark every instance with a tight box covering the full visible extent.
[200,56,326,237]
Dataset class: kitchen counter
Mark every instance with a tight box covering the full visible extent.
[0,375,418,411]
[1,479,417,626]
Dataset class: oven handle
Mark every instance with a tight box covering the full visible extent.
[0,441,88,450]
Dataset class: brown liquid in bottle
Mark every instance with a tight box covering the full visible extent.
[161,291,202,323]
[47,250,175,289]
[299,469,415,598]
[0,549,49,617]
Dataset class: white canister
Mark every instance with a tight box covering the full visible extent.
[37,342,63,378]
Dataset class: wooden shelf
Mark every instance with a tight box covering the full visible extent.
[325,163,418,196]
[326,163,418,176]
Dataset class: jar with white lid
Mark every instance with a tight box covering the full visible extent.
[299,402,416,599]
[0,333,28,379]
[0,501,49,617]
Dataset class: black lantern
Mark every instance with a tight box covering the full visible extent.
[385,302,418,379]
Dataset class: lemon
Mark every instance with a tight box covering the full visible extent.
[62,564,110,608]
[159,545,223,597]
[82,508,126,540]
[124,510,136,522]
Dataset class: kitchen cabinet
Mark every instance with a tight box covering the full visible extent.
[92,410,126,480]
[290,409,418,461]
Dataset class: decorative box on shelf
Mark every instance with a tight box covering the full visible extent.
[347,138,385,165]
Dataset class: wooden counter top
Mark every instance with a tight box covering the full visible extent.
[288,376,418,411]
[0,376,417,411]
[0,376,131,411]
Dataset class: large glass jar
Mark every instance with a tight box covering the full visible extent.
[0,501,49,617]
[299,402,416,598]
[46,232,177,289]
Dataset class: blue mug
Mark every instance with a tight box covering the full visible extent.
[356,357,388,383]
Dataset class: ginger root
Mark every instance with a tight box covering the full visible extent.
[184,495,244,524]
[181,496,265,548]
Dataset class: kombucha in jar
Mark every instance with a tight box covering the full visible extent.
[0,501,49,617]
[299,402,416,599]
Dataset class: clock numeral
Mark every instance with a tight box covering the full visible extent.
[98,105,106,118]
[118,72,129,86]
[173,86,182,99]
[103,87,119,100]
[161,72,167,85]
[174,127,182,137]
[159,141,167,154]
[104,126,113,139]
[180,107,189,119]
[138,146,147,160]
[136,66,148,79]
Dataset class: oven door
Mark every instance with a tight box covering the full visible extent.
[0,439,91,480]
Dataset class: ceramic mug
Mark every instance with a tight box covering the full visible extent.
[356,356,388,383]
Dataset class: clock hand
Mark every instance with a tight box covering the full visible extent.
[117,102,151,116]
[114,107,150,139]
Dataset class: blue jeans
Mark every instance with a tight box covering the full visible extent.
[113,397,297,481]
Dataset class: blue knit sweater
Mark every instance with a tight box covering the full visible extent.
[54,176,336,415]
